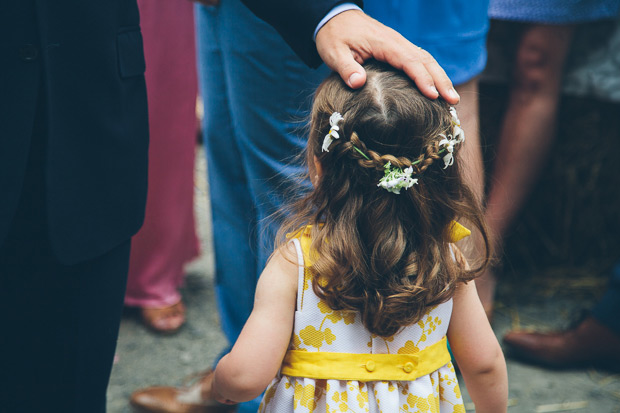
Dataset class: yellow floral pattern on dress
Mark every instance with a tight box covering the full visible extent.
[331,390,348,412]
[439,363,461,400]
[396,313,443,356]
[416,314,442,345]
[292,333,307,351]
[299,325,336,349]
[397,340,420,355]
[293,382,320,412]
[453,404,466,413]
[318,301,356,325]
[402,394,440,413]
[259,231,465,412]
[356,383,369,409]
[258,383,278,411]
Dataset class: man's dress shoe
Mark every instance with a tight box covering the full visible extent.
[503,316,620,370]
[130,381,236,413]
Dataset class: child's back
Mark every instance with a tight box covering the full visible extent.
[260,226,465,413]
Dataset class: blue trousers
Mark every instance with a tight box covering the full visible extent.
[195,2,328,410]
[592,262,620,335]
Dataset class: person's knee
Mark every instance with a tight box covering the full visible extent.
[512,27,571,96]
[513,41,555,94]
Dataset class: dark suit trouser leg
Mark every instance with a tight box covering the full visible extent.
[0,93,130,413]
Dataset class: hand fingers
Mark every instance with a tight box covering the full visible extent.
[319,43,367,89]
[400,59,439,100]
[422,55,460,104]
[362,21,458,103]
[387,44,459,104]
[315,10,459,99]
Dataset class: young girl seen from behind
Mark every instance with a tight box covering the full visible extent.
[207,62,508,413]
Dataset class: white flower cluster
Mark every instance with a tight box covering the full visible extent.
[437,107,465,169]
[322,112,344,152]
[322,108,464,195]
[377,162,418,194]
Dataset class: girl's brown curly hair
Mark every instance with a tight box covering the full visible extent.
[276,61,490,338]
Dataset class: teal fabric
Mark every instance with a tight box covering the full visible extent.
[364,0,490,85]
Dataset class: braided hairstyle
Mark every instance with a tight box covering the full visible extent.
[277,61,490,337]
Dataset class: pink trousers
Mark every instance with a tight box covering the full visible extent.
[124,0,199,308]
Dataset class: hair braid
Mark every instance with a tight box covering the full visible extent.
[411,141,442,175]
[347,132,411,170]
[347,130,444,179]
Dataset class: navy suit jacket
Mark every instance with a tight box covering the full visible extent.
[0,0,362,265]
[242,0,364,67]
[1,0,149,264]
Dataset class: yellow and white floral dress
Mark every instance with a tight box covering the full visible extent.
[259,226,466,413]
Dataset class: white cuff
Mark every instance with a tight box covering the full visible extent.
[313,3,363,41]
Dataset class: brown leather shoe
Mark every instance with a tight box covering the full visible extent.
[503,316,620,370]
[130,371,236,413]
[141,301,186,334]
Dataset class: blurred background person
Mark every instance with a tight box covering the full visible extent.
[477,0,620,317]
[124,0,200,334]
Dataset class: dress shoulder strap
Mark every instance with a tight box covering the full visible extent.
[448,221,471,242]
[290,225,316,311]
[290,237,306,311]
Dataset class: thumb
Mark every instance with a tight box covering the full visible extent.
[343,64,367,89]
[336,55,367,89]
[320,44,367,89]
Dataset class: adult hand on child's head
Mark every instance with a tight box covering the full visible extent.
[315,10,460,104]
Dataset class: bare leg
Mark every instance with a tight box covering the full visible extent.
[456,77,485,205]
[455,78,498,318]
[478,24,576,314]
[455,77,487,278]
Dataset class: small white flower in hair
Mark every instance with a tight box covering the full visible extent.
[437,107,466,169]
[450,107,465,144]
[449,106,459,120]
[377,162,418,194]
[453,123,464,143]
[438,134,456,169]
[322,112,344,152]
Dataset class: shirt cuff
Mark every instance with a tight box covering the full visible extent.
[314,3,363,41]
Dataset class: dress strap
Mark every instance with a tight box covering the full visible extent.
[290,238,305,311]
[281,336,451,382]
[448,221,471,242]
